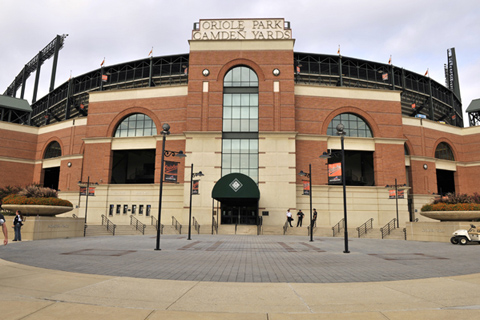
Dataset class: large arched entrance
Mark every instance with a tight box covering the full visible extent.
[212,173,260,225]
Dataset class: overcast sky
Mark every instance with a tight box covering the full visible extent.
[1,0,479,123]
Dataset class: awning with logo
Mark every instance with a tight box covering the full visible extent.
[211,173,260,201]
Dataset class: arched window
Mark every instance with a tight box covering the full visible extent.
[435,142,455,161]
[224,66,258,87]
[222,66,259,182]
[114,113,157,137]
[404,144,410,155]
[44,141,61,159]
[327,113,373,137]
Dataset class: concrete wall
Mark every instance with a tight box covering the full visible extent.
[405,221,473,242]
[4,216,84,241]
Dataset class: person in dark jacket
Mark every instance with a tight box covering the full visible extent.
[12,210,23,242]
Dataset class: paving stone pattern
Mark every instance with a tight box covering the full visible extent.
[1,235,480,283]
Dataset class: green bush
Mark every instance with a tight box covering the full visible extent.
[422,193,480,211]
[2,194,73,207]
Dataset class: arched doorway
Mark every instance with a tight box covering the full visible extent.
[212,173,260,225]
[435,142,456,195]
[43,141,62,190]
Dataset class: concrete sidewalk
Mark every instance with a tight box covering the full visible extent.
[1,235,480,319]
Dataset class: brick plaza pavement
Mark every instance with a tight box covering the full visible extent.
[2,234,479,283]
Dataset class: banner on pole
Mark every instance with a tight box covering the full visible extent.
[80,187,95,196]
[164,161,179,182]
[328,162,342,184]
[388,189,405,199]
[192,180,199,195]
[302,180,310,195]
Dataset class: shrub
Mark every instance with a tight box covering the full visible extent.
[422,192,480,211]
[18,184,58,198]
[2,194,73,207]
[0,185,23,200]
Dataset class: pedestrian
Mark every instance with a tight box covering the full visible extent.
[286,209,293,227]
[296,210,304,227]
[312,208,317,227]
[0,212,7,245]
[12,210,23,242]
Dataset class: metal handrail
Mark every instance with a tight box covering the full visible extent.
[332,218,345,237]
[357,218,374,238]
[380,218,397,239]
[149,216,164,233]
[101,214,116,235]
[172,216,182,234]
[151,215,157,227]
[130,215,146,235]
[193,216,200,234]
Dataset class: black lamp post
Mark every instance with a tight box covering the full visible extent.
[155,123,186,251]
[299,164,313,242]
[385,179,407,228]
[320,123,349,253]
[188,163,204,240]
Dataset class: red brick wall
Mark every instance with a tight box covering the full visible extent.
[0,126,37,188]
[187,49,295,132]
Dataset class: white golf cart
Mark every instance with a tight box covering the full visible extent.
[451,224,480,245]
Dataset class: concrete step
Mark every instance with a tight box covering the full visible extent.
[114,225,139,236]
[85,225,113,237]
[384,228,406,240]
[261,226,283,235]
[285,226,310,236]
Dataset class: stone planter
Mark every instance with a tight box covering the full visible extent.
[420,210,480,221]
[2,204,73,216]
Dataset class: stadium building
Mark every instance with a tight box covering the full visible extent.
[1,18,480,236]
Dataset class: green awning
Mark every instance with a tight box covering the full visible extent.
[466,98,480,113]
[212,173,260,201]
[0,95,32,112]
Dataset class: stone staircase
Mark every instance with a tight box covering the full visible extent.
[85,223,407,240]
[85,224,181,237]
[85,225,113,237]
[383,228,406,240]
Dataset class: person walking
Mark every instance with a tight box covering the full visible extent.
[12,210,23,242]
[286,209,293,227]
[312,208,317,227]
[0,212,8,245]
[296,210,304,227]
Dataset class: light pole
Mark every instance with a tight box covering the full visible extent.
[155,123,186,251]
[84,176,90,237]
[299,164,313,242]
[385,179,407,228]
[188,163,204,240]
[320,123,349,253]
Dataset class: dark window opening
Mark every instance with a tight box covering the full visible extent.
[43,167,60,190]
[436,169,455,195]
[327,151,375,186]
[111,149,155,184]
